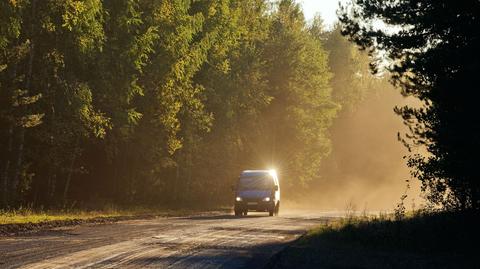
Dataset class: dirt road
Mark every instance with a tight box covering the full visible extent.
[0,211,334,269]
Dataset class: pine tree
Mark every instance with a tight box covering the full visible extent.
[340,0,480,210]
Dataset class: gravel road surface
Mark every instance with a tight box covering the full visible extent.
[0,211,334,269]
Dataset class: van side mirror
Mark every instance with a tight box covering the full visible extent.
[274,185,279,191]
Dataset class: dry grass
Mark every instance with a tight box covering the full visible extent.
[0,209,124,225]
[0,206,229,225]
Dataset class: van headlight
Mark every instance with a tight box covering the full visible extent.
[236,197,243,202]
[263,197,271,202]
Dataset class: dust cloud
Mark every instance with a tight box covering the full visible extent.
[289,86,423,212]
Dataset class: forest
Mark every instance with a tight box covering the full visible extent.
[0,0,380,209]
[2,0,478,213]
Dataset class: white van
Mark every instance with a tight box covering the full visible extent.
[233,170,280,216]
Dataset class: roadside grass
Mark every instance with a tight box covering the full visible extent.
[268,211,478,269]
[1,209,119,225]
[0,205,231,225]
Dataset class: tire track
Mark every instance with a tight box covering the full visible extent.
[0,212,333,269]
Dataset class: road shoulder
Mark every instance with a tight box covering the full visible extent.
[0,209,230,236]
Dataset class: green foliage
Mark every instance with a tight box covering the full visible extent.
[0,0,351,208]
[60,0,105,53]
[320,23,379,112]
[260,0,337,192]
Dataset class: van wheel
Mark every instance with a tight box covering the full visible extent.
[234,210,241,217]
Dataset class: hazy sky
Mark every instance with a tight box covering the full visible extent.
[296,0,342,25]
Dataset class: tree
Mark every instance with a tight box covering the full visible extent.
[0,0,110,206]
[0,0,44,206]
[319,22,376,112]
[187,0,272,203]
[259,0,337,196]
[340,0,480,210]
[0,0,339,209]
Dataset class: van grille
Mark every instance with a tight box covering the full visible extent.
[243,197,262,203]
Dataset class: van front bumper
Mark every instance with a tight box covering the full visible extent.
[235,201,275,212]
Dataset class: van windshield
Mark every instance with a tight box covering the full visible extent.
[238,175,274,191]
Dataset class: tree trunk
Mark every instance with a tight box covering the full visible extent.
[174,159,180,203]
[49,173,56,203]
[11,0,36,199]
[1,125,14,207]
[46,143,57,204]
[63,137,80,203]
[2,31,22,208]
[11,127,25,201]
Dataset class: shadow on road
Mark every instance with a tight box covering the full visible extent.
[181,214,268,221]
[129,240,287,268]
